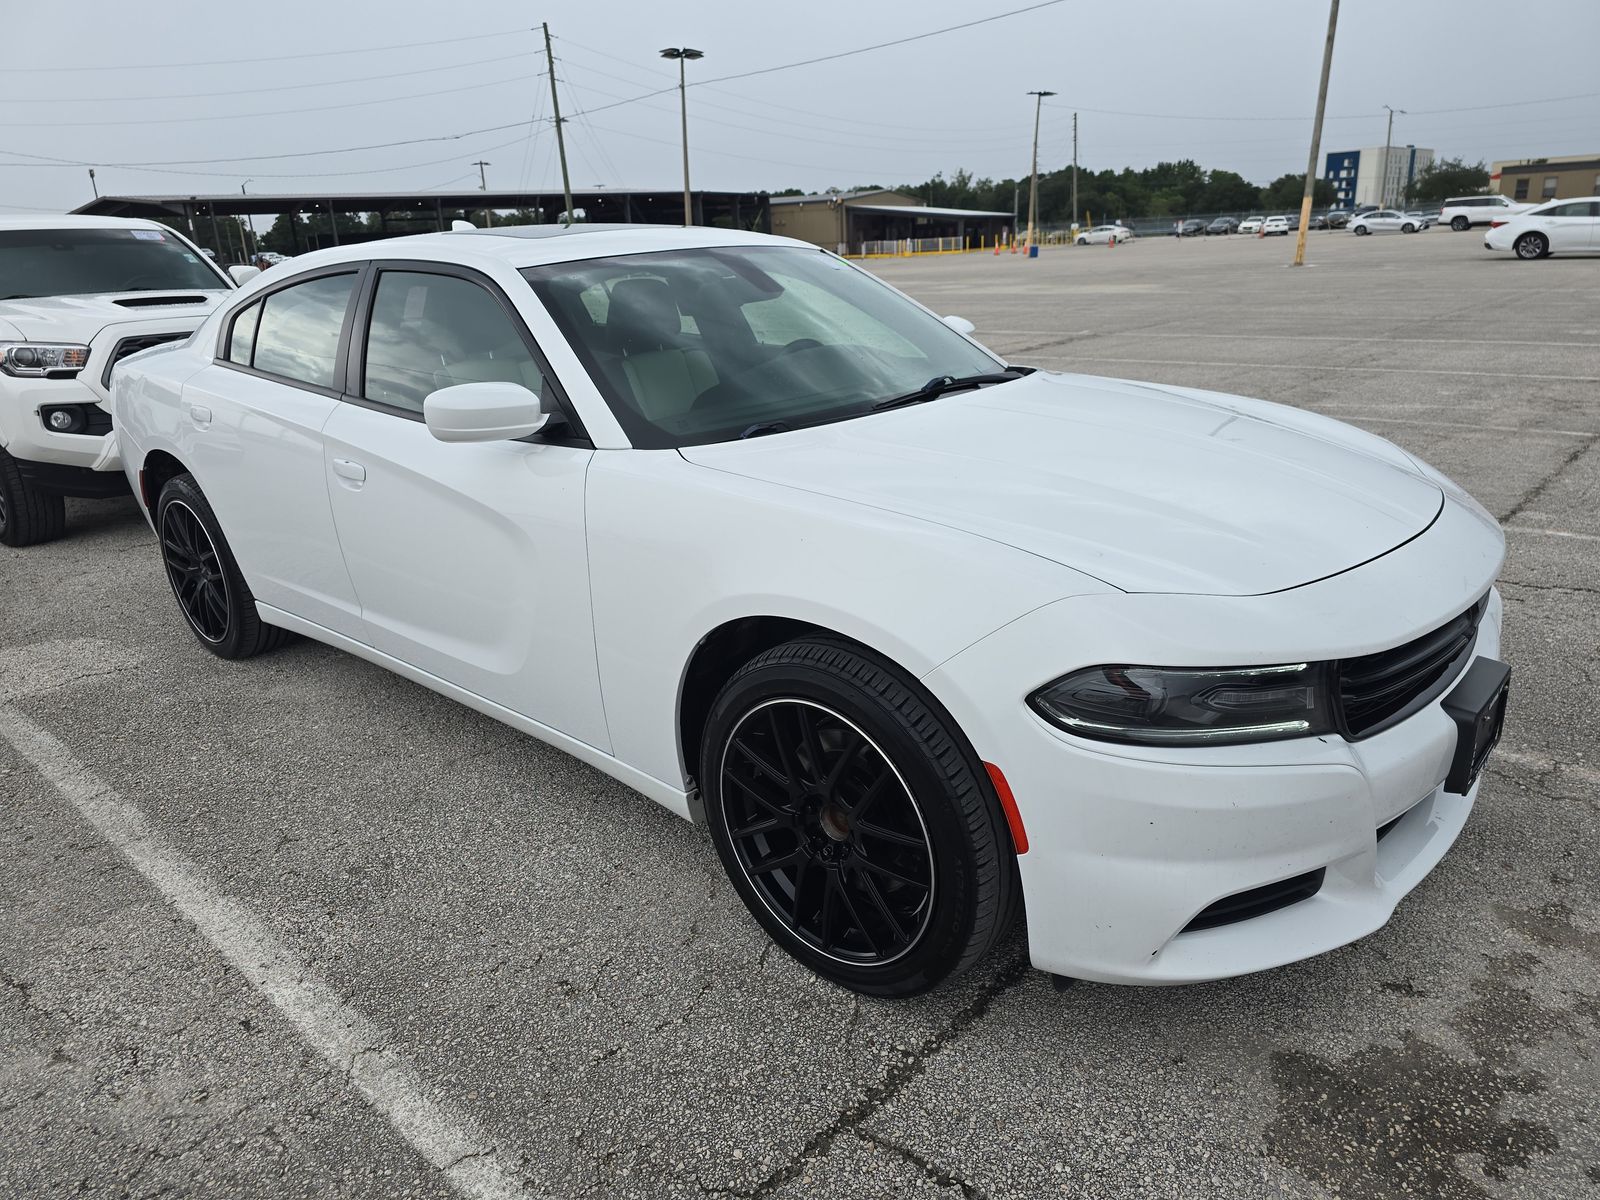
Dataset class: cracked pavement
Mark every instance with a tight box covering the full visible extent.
[3,230,1597,1198]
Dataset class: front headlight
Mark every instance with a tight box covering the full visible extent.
[0,342,90,378]
[1028,662,1336,746]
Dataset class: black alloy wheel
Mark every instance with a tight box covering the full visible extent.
[160,498,230,643]
[1515,233,1548,260]
[1451,215,1470,231]
[719,699,935,966]
[155,472,289,659]
[701,638,1020,997]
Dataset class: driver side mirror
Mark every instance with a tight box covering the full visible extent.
[228,265,260,286]
[424,381,551,443]
[941,314,976,336]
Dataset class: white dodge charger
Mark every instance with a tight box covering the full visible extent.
[112,224,1509,996]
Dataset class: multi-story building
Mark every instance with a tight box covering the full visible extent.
[1323,145,1436,209]
[1489,154,1600,203]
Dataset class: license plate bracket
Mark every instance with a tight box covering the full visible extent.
[1441,657,1511,795]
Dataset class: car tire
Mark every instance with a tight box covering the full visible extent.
[1076,237,1087,245]
[156,472,290,659]
[700,637,1020,997]
[1402,223,1416,233]
[0,446,67,548]
[1451,216,1470,231]
[1514,232,1549,260]
[1354,225,1370,236]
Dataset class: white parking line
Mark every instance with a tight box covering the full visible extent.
[1314,415,1596,439]
[1025,354,1600,383]
[0,708,535,1200]
[1506,525,1600,542]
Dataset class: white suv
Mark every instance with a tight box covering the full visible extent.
[1439,194,1530,232]
[0,215,235,545]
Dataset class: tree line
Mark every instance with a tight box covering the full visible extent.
[778,156,1490,223]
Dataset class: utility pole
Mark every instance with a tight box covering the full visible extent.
[1026,90,1055,251]
[1381,103,1404,209]
[1293,0,1340,267]
[661,47,704,227]
[241,180,257,258]
[1071,112,1079,231]
[474,160,491,190]
[543,22,574,226]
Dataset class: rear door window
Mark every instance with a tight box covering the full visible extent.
[252,273,359,389]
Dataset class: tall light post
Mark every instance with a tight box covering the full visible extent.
[661,47,704,227]
[1381,104,1405,208]
[240,180,257,259]
[1026,90,1056,251]
[87,168,98,198]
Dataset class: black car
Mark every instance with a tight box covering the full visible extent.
[1325,210,1350,228]
[1204,217,1238,235]
[1175,219,1207,237]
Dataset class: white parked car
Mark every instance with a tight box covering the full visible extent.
[1261,216,1289,236]
[1237,216,1265,234]
[113,225,1509,995]
[1439,194,1531,232]
[1482,196,1600,259]
[1350,209,1427,235]
[1075,224,1133,245]
[0,215,235,545]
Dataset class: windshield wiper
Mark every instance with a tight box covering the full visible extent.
[739,420,794,439]
[870,371,1022,412]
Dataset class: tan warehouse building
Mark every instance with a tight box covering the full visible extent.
[1490,154,1600,203]
[771,189,1012,255]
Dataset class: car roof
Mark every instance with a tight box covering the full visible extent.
[0,213,172,233]
[263,223,814,276]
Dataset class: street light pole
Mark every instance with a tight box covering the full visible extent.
[87,168,98,198]
[1381,104,1405,208]
[661,47,704,227]
[1025,90,1056,251]
[1071,112,1078,232]
[1292,0,1339,267]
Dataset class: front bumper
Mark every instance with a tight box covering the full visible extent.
[0,375,122,474]
[926,496,1506,985]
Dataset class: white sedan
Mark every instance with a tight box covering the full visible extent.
[1350,209,1428,235]
[1237,216,1265,234]
[1261,216,1289,236]
[1483,196,1600,258]
[1076,224,1133,245]
[113,225,1508,995]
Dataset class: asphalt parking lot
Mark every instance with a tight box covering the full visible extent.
[3,226,1597,1200]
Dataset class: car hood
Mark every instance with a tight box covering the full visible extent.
[680,371,1444,596]
[0,291,227,341]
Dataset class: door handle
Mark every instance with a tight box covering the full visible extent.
[331,458,367,483]
[188,403,212,426]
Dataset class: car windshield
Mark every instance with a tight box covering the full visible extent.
[0,227,229,299]
[522,245,1005,448]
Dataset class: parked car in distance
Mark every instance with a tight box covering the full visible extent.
[0,214,236,546]
[1404,210,1437,228]
[1325,210,1351,229]
[1237,216,1265,234]
[1351,205,1380,219]
[1173,219,1207,237]
[1262,216,1289,236]
[1483,196,1600,259]
[1350,209,1427,235]
[1204,217,1238,235]
[1440,194,1531,232]
[1307,214,1329,230]
[1077,224,1134,245]
[113,223,1509,997]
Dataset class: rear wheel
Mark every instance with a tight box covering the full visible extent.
[156,473,289,659]
[0,447,67,548]
[1514,232,1548,260]
[1076,237,1087,245]
[1451,215,1470,231]
[1402,223,1416,234]
[1354,225,1371,236]
[701,638,1019,997]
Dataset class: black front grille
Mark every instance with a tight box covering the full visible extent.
[101,332,190,388]
[1337,596,1487,738]
[1183,868,1326,932]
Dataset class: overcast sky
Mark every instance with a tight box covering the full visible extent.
[5,0,1597,212]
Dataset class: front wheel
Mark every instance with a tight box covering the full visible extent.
[1354,225,1370,236]
[1514,232,1548,260]
[1076,237,1087,245]
[701,639,1019,997]
[1451,216,1470,231]
[1402,223,1416,234]
[0,446,67,547]
[156,473,290,658]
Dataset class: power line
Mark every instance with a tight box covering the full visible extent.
[5,28,536,72]
[2,52,533,105]
[1043,87,1600,124]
